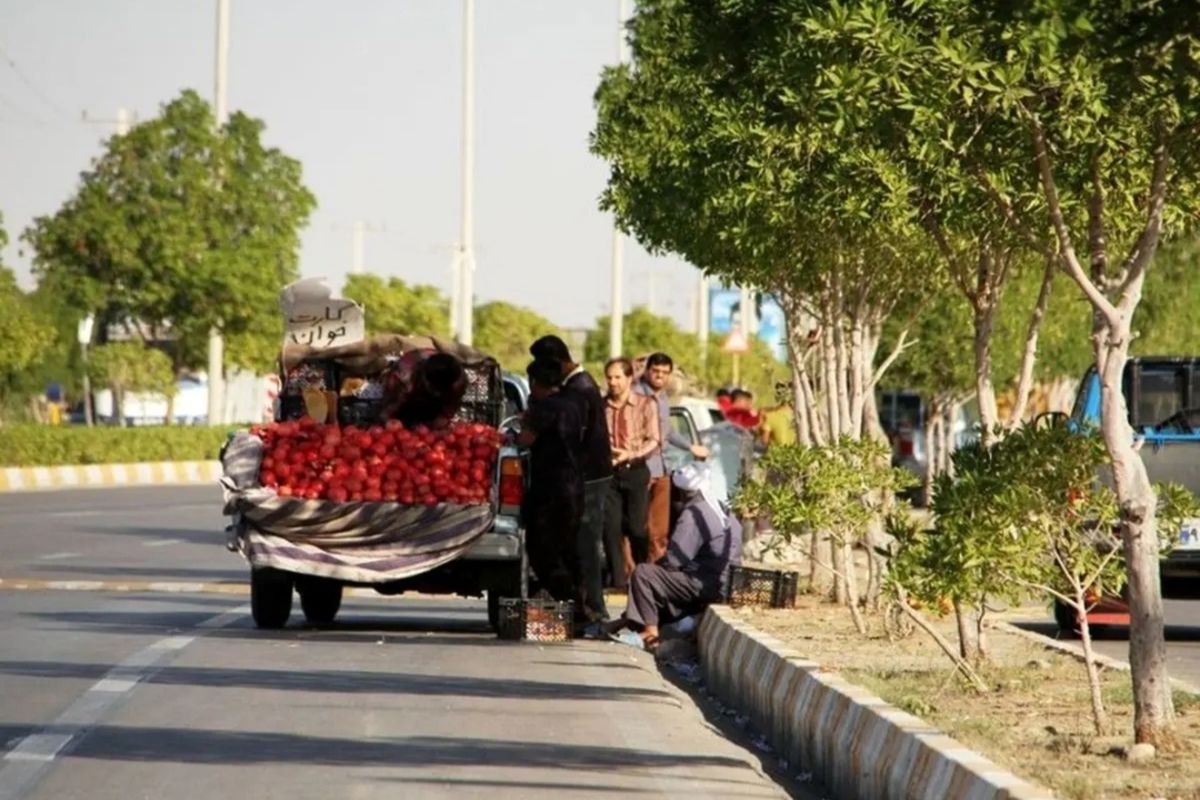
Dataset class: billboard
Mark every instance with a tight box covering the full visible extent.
[708,286,787,361]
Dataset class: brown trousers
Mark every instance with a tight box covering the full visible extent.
[647,476,671,564]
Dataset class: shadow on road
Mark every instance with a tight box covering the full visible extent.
[29,564,246,582]
[0,660,677,703]
[0,726,759,783]
[23,606,499,641]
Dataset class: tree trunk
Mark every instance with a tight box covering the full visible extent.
[113,384,126,428]
[848,314,867,439]
[1098,327,1172,742]
[809,529,832,595]
[1075,586,1113,735]
[973,294,1001,446]
[973,599,989,662]
[834,320,852,439]
[1007,255,1056,430]
[842,537,867,635]
[923,396,941,507]
[820,322,841,441]
[895,592,989,693]
[953,598,979,663]
[165,392,176,427]
[782,291,816,447]
[830,532,847,605]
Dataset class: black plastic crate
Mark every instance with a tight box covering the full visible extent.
[454,363,505,427]
[496,598,574,642]
[727,566,799,609]
[337,397,384,429]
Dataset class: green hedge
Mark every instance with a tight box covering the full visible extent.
[0,425,234,467]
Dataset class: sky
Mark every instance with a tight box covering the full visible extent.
[0,0,703,331]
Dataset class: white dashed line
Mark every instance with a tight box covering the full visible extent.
[35,553,80,561]
[47,511,102,519]
[0,604,248,799]
[142,538,184,547]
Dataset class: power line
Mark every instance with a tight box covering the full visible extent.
[0,45,71,119]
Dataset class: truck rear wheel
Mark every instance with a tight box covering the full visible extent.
[251,567,294,629]
[298,576,343,625]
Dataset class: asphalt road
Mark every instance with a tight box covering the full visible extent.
[0,487,809,800]
[1014,599,1200,688]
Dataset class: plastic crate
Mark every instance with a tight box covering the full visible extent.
[496,598,574,642]
[727,566,799,609]
[455,363,505,427]
[337,397,384,429]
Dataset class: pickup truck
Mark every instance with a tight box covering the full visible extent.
[226,360,531,631]
[1055,356,1200,632]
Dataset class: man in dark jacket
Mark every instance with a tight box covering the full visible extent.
[517,358,585,608]
[529,335,612,627]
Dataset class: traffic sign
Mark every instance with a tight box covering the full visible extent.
[722,329,749,354]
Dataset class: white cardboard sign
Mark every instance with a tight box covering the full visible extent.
[280,277,365,350]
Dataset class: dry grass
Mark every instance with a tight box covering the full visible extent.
[741,593,1200,800]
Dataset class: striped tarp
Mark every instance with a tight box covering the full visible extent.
[221,432,495,583]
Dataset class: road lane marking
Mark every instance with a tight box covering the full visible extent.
[35,553,80,561]
[0,604,249,800]
[47,511,102,519]
[2,735,73,763]
[142,538,184,547]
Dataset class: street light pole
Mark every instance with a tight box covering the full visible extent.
[608,0,630,360]
[207,0,230,426]
[456,0,476,345]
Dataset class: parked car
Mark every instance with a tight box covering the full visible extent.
[1054,356,1200,634]
[878,390,975,493]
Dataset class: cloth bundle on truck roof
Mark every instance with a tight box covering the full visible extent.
[282,334,497,376]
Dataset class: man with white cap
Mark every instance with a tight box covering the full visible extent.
[607,461,742,652]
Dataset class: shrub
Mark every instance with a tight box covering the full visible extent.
[0,425,232,466]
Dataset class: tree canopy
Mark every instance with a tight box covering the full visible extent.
[24,90,316,373]
[343,274,450,339]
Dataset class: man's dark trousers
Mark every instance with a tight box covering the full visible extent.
[578,477,611,621]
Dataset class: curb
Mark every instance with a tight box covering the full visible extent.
[0,461,222,493]
[990,619,1200,696]
[697,605,1054,800]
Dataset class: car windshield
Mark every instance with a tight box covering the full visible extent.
[1135,365,1188,429]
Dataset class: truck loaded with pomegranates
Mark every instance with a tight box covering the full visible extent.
[220,334,529,630]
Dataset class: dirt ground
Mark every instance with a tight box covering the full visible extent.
[740,590,1200,800]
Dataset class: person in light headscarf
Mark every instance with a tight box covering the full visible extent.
[606,461,743,652]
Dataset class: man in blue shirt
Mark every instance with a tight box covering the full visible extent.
[607,462,742,652]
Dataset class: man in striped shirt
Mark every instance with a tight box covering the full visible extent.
[603,357,660,589]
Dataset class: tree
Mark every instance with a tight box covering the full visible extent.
[0,213,56,421]
[342,274,449,338]
[88,342,176,426]
[473,301,563,373]
[583,307,787,400]
[592,2,935,445]
[927,0,1200,745]
[24,90,315,379]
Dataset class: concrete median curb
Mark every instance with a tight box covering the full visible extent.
[0,461,222,493]
[697,605,1054,800]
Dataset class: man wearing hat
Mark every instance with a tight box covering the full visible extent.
[606,462,743,652]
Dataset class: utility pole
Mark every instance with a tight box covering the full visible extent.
[208,0,230,426]
[345,221,386,275]
[455,0,476,345]
[608,0,630,360]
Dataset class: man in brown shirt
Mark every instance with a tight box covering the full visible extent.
[603,357,659,590]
